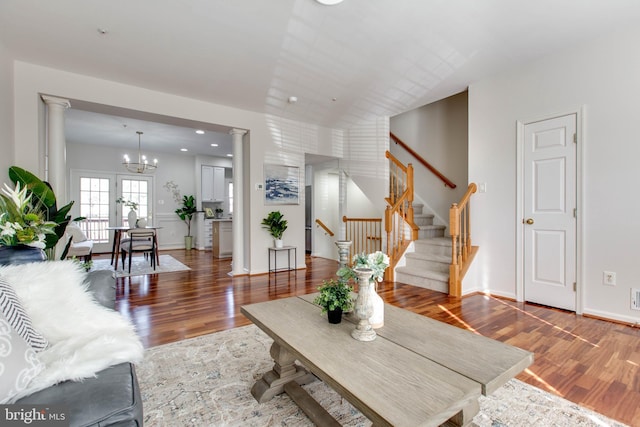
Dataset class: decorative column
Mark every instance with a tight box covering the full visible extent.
[230,128,247,276]
[338,168,347,240]
[351,267,376,342]
[41,95,70,204]
[335,240,352,270]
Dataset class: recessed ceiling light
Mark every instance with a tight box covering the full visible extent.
[195,130,205,134]
[211,143,219,147]
[226,154,233,157]
[315,0,344,5]
[180,148,188,152]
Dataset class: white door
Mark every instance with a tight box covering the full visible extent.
[117,175,153,227]
[71,171,153,253]
[70,171,115,253]
[523,114,577,311]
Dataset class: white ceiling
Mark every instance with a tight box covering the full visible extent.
[64,105,234,157]
[2,0,640,144]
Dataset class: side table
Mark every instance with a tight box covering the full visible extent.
[268,246,297,272]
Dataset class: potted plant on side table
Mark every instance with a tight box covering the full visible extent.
[175,195,197,250]
[261,210,287,248]
[313,279,354,324]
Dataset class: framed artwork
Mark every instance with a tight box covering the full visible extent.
[264,164,299,205]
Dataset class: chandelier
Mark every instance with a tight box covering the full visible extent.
[123,131,158,174]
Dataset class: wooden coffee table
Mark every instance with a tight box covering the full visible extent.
[241,295,533,426]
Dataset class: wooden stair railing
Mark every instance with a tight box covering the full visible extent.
[384,151,419,280]
[315,219,334,236]
[343,216,382,261]
[390,132,456,189]
[449,183,479,297]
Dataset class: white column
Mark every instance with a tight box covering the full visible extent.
[230,128,247,276]
[41,95,70,204]
[338,168,347,240]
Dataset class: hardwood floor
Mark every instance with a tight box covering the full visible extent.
[113,249,640,426]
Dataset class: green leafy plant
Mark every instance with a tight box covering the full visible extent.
[337,250,390,283]
[175,195,197,237]
[261,211,288,240]
[313,279,354,314]
[6,166,79,253]
[0,182,57,249]
[115,197,139,211]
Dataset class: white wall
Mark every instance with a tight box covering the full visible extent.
[312,168,339,260]
[66,141,198,249]
[0,41,13,182]
[343,118,390,215]
[390,91,468,225]
[12,62,343,274]
[468,25,640,323]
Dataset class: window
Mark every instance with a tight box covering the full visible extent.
[79,177,110,242]
[120,178,150,227]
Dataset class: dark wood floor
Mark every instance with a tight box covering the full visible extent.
[112,249,640,426]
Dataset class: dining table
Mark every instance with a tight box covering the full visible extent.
[106,226,162,267]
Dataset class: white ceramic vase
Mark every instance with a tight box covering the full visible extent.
[275,239,284,248]
[136,218,147,228]
[127,210,137,228]
[368,281,384,329]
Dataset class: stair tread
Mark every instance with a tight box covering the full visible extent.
[405,251,451,263]
[395,266,448,281]
[414,237,452,246]
[418,224,445,230]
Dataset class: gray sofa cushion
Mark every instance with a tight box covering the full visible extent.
[17,362,142,427]
[85,270,116,309]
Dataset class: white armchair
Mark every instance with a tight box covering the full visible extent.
[65,224,94,262]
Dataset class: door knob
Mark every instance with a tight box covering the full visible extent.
[525,218,534,225]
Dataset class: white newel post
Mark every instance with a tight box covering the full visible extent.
[230,128,247,276]
[41,95,70,205]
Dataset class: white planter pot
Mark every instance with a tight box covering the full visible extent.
[274,239,284,248]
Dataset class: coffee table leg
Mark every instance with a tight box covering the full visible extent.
[444,399,480,427]
[251,342,316,403]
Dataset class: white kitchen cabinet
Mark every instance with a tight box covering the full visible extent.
[201,165,225,202]
[213,167,225,201]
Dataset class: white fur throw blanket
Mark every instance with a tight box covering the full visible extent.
[0,261,144,402]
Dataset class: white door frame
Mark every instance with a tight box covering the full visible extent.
[515,106,585,314]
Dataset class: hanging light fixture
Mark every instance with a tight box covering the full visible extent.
[123,131,158,174]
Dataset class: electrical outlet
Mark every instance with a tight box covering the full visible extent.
[603,271,616,286]
[631,288,640,311]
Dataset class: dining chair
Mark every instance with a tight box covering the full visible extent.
[120,229,156,273]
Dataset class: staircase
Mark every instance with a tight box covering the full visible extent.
[384,134,478,297]
[395,203,451,293]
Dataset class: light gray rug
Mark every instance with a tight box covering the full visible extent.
[136,325,627,427]
[91,255,190,277]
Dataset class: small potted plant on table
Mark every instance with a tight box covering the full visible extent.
[261,210,287,248]
[313,279,354,324]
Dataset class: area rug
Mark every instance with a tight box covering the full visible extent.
[91,255,190,277]
[136,325,627,427]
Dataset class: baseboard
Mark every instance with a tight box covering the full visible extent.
[582,308,640,327]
